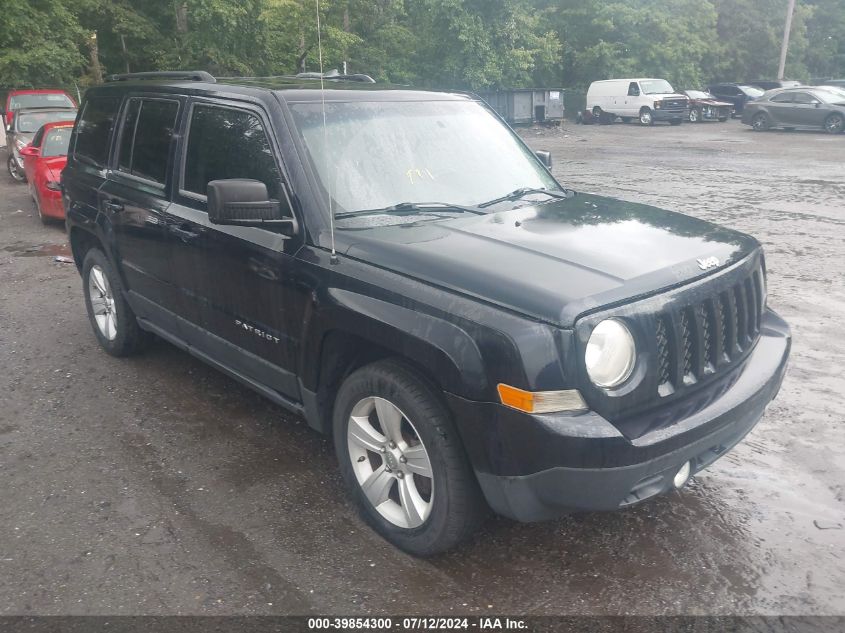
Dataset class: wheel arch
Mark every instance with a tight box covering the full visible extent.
[299,290,488,434]
[69,226,105,272]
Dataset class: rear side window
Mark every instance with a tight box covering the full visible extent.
[117,98,179,184]
[791,92,816,104]
[74,97,120,168]
[182,104,282,199]
[770,93,793,103]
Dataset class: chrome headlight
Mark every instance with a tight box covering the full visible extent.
[585,319,636,388]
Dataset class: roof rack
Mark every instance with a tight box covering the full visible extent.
[295,69,375,83]
[105,71,216,83]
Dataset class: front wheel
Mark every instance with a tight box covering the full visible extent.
[824,113,844,134]
[639,108,654,125]
[751,112,771,131]
[689,108,700,123]
[82,249,151,356]
[7,155,25,182]
[333,359,485,556]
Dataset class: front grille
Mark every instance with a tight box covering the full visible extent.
[655,265,765,396]
[661,99,688,111]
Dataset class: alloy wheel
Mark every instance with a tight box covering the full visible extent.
[7,156,24,182]
[347,396,434,529]
[640,110,653,125]
[689,108,699,123]
[88,265,118,341]
[752,113,769,131]
[825,114,844,134]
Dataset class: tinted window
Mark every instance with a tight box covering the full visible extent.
[770,93,793,103]
[74,98,120,167]
[627,82,640,97]
[791,92,816,104]
[117,98,179,184]
[183,105,282,199]
[42,125,73,157]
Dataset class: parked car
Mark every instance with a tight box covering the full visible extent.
[706,83,766,116]
[20,120,74,222]
[3,89,75,129]
[748,80,802,91]
[586,78,688,125]
[681,90,732,122]
[6,106,78,181]
[742,86,845,133]
[63,71,790,556]
[820,79,845,89]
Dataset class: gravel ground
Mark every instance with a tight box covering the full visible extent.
[0,119,843,616]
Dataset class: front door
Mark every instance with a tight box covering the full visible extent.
[98,96,184,331]
[786,91,828,128]
[167,99,304,400]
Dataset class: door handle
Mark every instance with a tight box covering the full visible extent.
[169,223,203,242]
[103,200,124,213]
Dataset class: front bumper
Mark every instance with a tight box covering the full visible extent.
[652,108,686,121]
[447,309,790,522]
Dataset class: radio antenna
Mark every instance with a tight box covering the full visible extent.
[315,0,338,265]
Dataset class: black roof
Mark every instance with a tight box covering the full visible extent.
[87,71,474,103]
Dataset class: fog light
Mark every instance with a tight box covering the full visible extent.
[673,461,691,488]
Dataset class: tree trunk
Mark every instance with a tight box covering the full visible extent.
[88,31,103,83]
[175,2,188,34]
[120,34,130,73]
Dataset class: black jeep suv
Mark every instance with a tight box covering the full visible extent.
[63,71,791,555]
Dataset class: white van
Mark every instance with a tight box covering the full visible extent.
[586,78,689,125]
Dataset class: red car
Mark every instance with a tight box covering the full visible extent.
[20,121,74,223]
[4,89,76,130]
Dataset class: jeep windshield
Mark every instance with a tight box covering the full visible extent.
[640,80,675,95]
[288,99,560,217]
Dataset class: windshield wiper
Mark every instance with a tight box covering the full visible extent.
[335,201,485,219]
[477,187,573,209]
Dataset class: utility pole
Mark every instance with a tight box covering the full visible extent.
[777,0,796,80]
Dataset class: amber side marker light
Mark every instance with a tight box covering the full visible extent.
[497,384,588,414]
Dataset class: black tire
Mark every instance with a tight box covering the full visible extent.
[34,191,49,225]
[82,248,151,357]
[333,359,485,556]
[824,112,844,134]
[689,108,701,123]
[592,106,602,118]
[7,155,25,182]
[639,108,654,126]
[751,112,770,131]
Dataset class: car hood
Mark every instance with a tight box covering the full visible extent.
[338,193,759,327]
[650,92,688,100]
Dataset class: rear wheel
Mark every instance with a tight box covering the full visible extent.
[639,108,653,126]
[824,113,844,134]
[751,112,770,131]
[82,249,151,356]
[333,359,485,556]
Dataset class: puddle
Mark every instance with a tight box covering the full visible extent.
[3,242,71,258]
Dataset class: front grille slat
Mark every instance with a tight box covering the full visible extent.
[654,265,763,397]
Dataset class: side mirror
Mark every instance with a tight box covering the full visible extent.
[207,179,298,237]
[19,145,39,157]
[535,150,552,169]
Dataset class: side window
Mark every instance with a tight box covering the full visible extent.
[116,98,179,184]
[770,93,794,103]
[791,92,816,104]
[182,104,282,200]
[74,97,120,167]
[627,82,640,97]
[31,126,45,148]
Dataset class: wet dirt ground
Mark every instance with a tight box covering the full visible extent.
[0,120,843,616]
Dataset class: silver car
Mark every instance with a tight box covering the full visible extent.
[742,87,845,134]
[5,106,78,181]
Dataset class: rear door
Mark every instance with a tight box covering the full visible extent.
[766,92,795,124]
[167,99,304,399]
[97,95,184,331]
[63,96,122,232]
